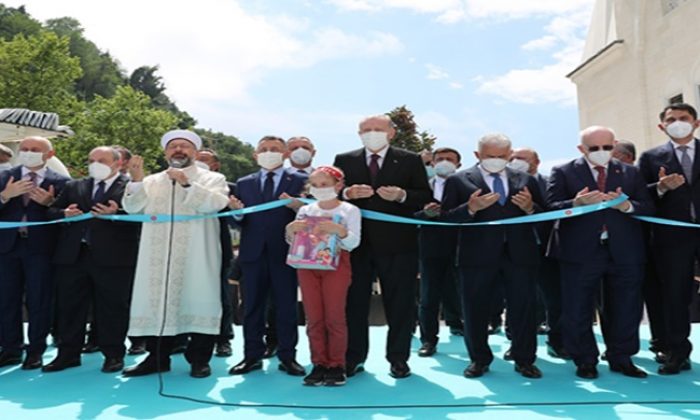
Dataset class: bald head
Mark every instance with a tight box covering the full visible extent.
[577,125,616,166]
[0,144,13,163]
[511,147,540,175]
[20,136,53,152]
[579,126,616,146]
[18,136,54,170]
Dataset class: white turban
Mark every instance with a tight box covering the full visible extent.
[161,129,202,150]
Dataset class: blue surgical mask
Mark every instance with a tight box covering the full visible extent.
[425,165,436,179]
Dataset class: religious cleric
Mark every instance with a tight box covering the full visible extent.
[121,129,230,378]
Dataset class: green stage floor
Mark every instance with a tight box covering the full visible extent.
[1,326,699,419]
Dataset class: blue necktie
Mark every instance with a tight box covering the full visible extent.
[263,172,275,202]
[92,181,106,205]
[491,173,506,206]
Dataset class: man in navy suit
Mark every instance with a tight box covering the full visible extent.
[0,136,70,369]
[228,136,308,376]
[638,103,700,374]
[43,146,140,374]
[416,147,463,357]
[334,115,432,379]
[441,133,545,379]
[548,126,654,379]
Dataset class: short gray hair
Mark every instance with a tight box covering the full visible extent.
[478,133,511,152]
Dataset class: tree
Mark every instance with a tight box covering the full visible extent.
[0,31,82,114]
[196,128,257,181]
[386,105,436,153]
[0,5,42,40]
[55,86,178,176]
[45,17,126,101]
[130,65,197,128]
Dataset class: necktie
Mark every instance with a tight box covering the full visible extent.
[22,172,37,206]
[595,166,608,239]
[263,172,275,202]
[490,173,506,206]
[678,146,697,220]
[678,145,693,184]
[92,181,106,205]
[368,154,380,184]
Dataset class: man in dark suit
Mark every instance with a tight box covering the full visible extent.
[333,114,431,378]
[638,102,700,374]
[548,126,654,379]
[442,133,544,379]
[416,147,463,357]
[42,146,140,373]
[0,136,69,369]
[510,147,569,359]
[228,136,307,376]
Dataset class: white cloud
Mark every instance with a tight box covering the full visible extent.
[521,35,558,51]
[426,64,450,80]
[449,82,464,89]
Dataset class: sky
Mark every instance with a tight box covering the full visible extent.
[5,0,597,173]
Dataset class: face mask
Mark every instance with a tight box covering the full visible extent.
[587,150,612,166]
[0,162,12,171]
[89,162,113,181]
[480,158,508,174]
[360,131,389,152]
[194,160,210,170]
[666,121,695,140]
[169,157,192,168]
[257,151,283,170]
[17,151,45,168]
[425,165,436,179]
[310,186,338,202]
[290,148,312,166]
[434,160,457,177]
[507,158,530,173]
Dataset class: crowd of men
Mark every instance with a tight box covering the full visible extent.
[0,102,698,382]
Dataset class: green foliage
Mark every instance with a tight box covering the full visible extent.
[129,65,197,129]
[387,105,436,153]
[0,5,42,40]
[0,31,82,114]
[45,17,126,101]
[196,128,257,181]
[55,86,178,176]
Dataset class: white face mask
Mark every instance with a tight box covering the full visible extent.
[587,150,612,166]
[310,186,338,202]
[0,162,12,171]
[290,148,312,166]
[666,121,695,140]
[89,162,113,181]
[360,131,389,152]
[434,160,457,177]
[480,158,508,174]
[257,151,284,170]
[507,158,530,173]
[194,160,210,170]
[17,151,45,168]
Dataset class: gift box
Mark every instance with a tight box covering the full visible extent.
[286,214,341,271]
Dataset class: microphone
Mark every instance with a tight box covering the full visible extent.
[169,158,188,185]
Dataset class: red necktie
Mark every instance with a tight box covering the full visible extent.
[595,166,608,237]
[368,154,380,183]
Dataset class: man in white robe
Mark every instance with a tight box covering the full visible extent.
[121,129,229,379]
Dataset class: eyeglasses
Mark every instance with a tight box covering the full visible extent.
[587,145,614,152]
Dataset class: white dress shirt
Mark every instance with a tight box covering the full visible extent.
[477,164,509,197]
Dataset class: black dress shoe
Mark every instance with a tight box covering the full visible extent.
[0,351,22,367]
[658,359,691,375]
[449,326,464,336]
[537,323,550,335]
[42,356,80,372]
[610,363,647,378]
[190,363,211,378]
[101,358,124,373]
[487,323,502,335]
[389,361,411,379]
[346,362,364,377]
[515,363,542,379]
[21,354,43,370]
[418,343,436,357]
[279,359,306,376]
[122,358,170,377]
[215,341,232,357]
[503,348,513,361]
[127,343,146,356]
[229,358,262,375]
[546,342,571,360]
[576,364,598,379]
[463,362,489,378]
[654,351,668,364]
[82,343,100,354]
[262,345,278,359]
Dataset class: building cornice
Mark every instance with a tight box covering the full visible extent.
[566,39,625,79]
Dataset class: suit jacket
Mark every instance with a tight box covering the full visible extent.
[49,174,141,267]
[638,139,700,246]
[333,146,431,255]
[441,165,544,267]
[417,176,457,260]
[546,157,654,264]
[0,166,70,255]
[534,173,553,253]
[235,168,307,263]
